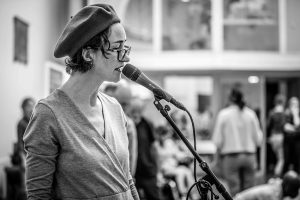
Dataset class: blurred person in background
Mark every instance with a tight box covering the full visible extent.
[283,97,300,175]
[23,4,139,199]
[153,125,195,200]
[170,110,192,139]
[169,110,193,155]
[130,98,161,200]
[266,94,286,177]
[212,88,263,196]
[194,105,213,140]
[104,82,138,176]
[17,97,35,155]
[234,170,300,200]
[170,110,183,141]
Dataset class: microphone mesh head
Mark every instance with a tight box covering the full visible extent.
[122,64,140,81]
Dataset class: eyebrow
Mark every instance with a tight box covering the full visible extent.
[111,40,127,44]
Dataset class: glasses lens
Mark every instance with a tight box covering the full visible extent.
[118,46,131,62]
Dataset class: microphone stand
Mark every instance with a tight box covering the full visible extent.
[153,97,232,200]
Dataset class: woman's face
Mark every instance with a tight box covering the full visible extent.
[94,23,130,83]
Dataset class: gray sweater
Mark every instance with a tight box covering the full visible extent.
[24,89,136,200]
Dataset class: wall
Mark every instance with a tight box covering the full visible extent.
[164,76,213,113]
[0,0,68,157]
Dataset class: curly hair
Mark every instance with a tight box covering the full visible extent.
[65,26,112,74]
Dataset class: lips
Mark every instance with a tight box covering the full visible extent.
[114,65,123,72]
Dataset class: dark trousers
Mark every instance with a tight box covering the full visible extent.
[283,138,300,175]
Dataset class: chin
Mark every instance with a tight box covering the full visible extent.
[111,75,121,83]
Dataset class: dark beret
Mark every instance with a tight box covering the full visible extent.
[54,4,120,58]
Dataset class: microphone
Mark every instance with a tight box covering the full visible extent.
[122,64,186,111]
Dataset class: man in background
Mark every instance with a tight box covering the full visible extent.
[130,98,161,200]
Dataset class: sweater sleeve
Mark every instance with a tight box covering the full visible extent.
[23,103,60,200]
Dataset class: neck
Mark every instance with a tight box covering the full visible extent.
[60,70,103,107]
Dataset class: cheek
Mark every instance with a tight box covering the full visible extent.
[96,59,114,75]
[104,58,119,72]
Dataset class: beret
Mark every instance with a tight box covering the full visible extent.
[54,4,120,58]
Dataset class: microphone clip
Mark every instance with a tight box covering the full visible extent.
[153,88,171,102]
[153,88,186,111]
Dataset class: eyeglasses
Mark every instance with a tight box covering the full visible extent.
[107,45,131,62]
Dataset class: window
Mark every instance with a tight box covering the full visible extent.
[124,0,153,51]
[162,0,211,50]
[223,0,279,51]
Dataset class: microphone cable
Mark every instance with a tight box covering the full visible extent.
[185,109,202,195]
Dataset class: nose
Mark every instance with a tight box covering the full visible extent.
[122,54,130,62]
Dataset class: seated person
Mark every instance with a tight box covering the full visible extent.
[153,125,195,199]
[234,170,300,200]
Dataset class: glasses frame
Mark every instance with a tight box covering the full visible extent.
[107,45,131,62]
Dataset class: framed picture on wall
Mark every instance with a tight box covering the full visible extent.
[44,62,68,97]
[14,16,28,64]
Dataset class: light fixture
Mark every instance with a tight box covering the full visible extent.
[248,76,259,84]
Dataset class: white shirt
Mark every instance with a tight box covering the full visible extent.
[212,105,263,155]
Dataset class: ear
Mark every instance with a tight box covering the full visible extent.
[82,48,94,62]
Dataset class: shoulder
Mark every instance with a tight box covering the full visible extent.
[28,92,65,130]
[217,107,231,118]
[34,101,56,118]
[38,89,68,113]
[244,107,258,118]
[23,101,60,146]
[33,92,64,121]
[29,102,59,131]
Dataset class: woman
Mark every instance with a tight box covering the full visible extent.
[23,4,139,200]
[283,97,300,174]
[266,94,286,176]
